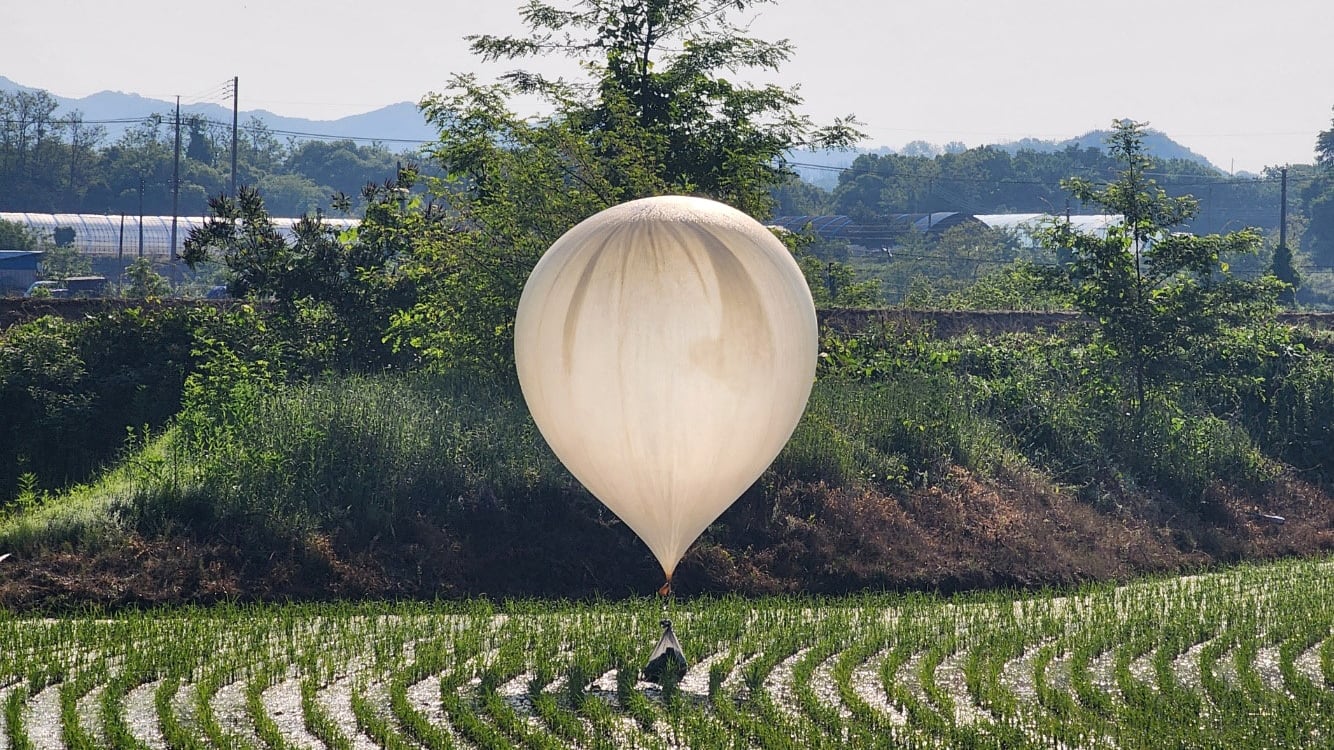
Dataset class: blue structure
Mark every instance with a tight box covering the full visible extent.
[0,250,43,295]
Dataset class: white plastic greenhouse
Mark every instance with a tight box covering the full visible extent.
[0,213,358,258]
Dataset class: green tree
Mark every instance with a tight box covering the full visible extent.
[183,181,417,370]
[255,173,326,216]
[182,186,289,299]
[38,242,92,281]
[0,217,42,252]
[466,0,860,218]
[1041,120,1280,411]
[888,223,1029,305]
[1302,109,1334,268]
[782,232,881,308]
[122,257,170,298]
[185,115,214,165]
[284,139,401,202]
[906,261,1072,311]
[390,0,862,372]
[771,174,831,216]
[0,90,64,210]
[1270,240,1300,307]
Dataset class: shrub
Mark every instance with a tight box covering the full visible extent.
[126,371,571,543]
[1254,349,1334,480]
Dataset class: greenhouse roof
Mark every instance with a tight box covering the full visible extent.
[0,213,358,257]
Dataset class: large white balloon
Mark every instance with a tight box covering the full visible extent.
[515,195,818,581]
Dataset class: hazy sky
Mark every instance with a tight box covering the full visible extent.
[5,0,1331,173]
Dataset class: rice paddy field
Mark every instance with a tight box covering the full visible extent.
[1,556,1331,749]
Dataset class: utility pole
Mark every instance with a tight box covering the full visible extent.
[171,96,181,260]
[1273,166,1300,307]
[1279,167,1289,250]
[230,76,239,199]
[137,177,145,258]
[68,116,80,201]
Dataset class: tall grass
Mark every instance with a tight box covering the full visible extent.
[779,373,1015,490]
[112,365,1028,547]
[122,371,570,542]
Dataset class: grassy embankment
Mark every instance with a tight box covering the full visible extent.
[1,311,1330,607]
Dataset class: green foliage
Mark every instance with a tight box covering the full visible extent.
[120,257,170,298]
[771,174,832,216]
[129,371,571,544]
[183,183,417,370]
[76,306,1316,548]
[0,306,263,500]
[389,0,861,372]
[785,232,882,308]
[1271,241,1300,306]
[1247,345,1334,479]
[0,217,42,252]
[903,260,1073,311]
[1041,120,1281,411]
[182,186,299,298]
[1302,111,1334,278]
[868,222,1058,307]
[52,226,75,246]
[389,88,615,373]
[0,316,92,498]
[780,373,1011,490]
[37,241,92,281]
[467,0,860,217]
[809,322,1288,507]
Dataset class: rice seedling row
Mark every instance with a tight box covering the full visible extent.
[1,557,1330,748]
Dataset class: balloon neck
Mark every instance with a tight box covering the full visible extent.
[657,579,672,598]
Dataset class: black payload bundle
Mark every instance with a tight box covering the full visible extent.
[642,619,687,684]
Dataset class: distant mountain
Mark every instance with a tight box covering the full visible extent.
[4,77,1221,177]
[994,129,1220,170]
[0,76,437,147]
[789,128,1222,191]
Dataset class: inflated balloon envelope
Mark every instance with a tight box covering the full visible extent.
[514,195,819,587]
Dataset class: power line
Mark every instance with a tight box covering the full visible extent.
[181,79,235,107]
[0,115,434,146]
[0,117,157,126]
[0,112,1324,185]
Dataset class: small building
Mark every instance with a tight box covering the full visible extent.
[0,251,43,295]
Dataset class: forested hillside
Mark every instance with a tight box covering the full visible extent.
[0,88,415,217]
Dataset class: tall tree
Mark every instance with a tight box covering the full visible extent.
[465,0,859,217]
[1303,108,1334,266]
[183,179,418,370]
[0,90,64,209]
[1271,239,1300,306]
[390,0,861,371]
[1042,120,1280,411]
